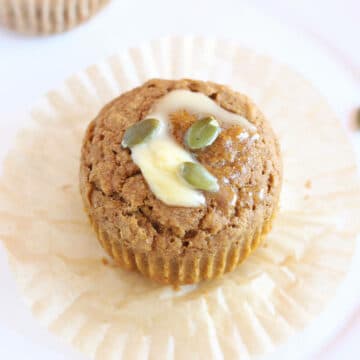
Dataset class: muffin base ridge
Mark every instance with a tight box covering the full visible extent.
[87,209,276,285]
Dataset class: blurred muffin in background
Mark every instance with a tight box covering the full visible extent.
[0,0,109,35]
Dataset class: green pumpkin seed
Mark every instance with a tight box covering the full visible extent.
[121,118,160,148]
[185,116,221,149]
[180,162,219,192]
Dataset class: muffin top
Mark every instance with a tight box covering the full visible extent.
[80,79,282,257]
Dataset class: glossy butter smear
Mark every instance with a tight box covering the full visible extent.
[131,90,256,207]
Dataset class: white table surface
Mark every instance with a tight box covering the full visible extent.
[0,0,359,359]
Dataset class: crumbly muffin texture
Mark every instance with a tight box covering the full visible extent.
[80,79,282,283]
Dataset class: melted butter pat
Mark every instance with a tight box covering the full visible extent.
[132,137,205,206]
[130,90,257,207]
[149,90,256,131]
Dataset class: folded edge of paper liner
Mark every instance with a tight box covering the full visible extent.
[0,37,359,359]
[0,0,109,35]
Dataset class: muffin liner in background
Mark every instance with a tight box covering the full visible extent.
[0,37,360,359]
[0,0,109,35]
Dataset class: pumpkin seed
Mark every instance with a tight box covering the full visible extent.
[121,118,160,148]
[180,162,219,192]
[185,116,221,149]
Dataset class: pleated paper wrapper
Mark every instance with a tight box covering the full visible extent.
[0,37,359,359]
[0,0,109,35]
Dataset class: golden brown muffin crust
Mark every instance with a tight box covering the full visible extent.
[80,79,282,261]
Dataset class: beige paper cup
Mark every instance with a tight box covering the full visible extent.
[0,0,109,35]
[0,37,359,359]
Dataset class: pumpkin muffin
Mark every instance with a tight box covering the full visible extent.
[0,0,109,35]
[79,79,282,285]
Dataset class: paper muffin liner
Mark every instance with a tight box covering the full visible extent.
[0,0,109,35]
[1,37,360,359]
